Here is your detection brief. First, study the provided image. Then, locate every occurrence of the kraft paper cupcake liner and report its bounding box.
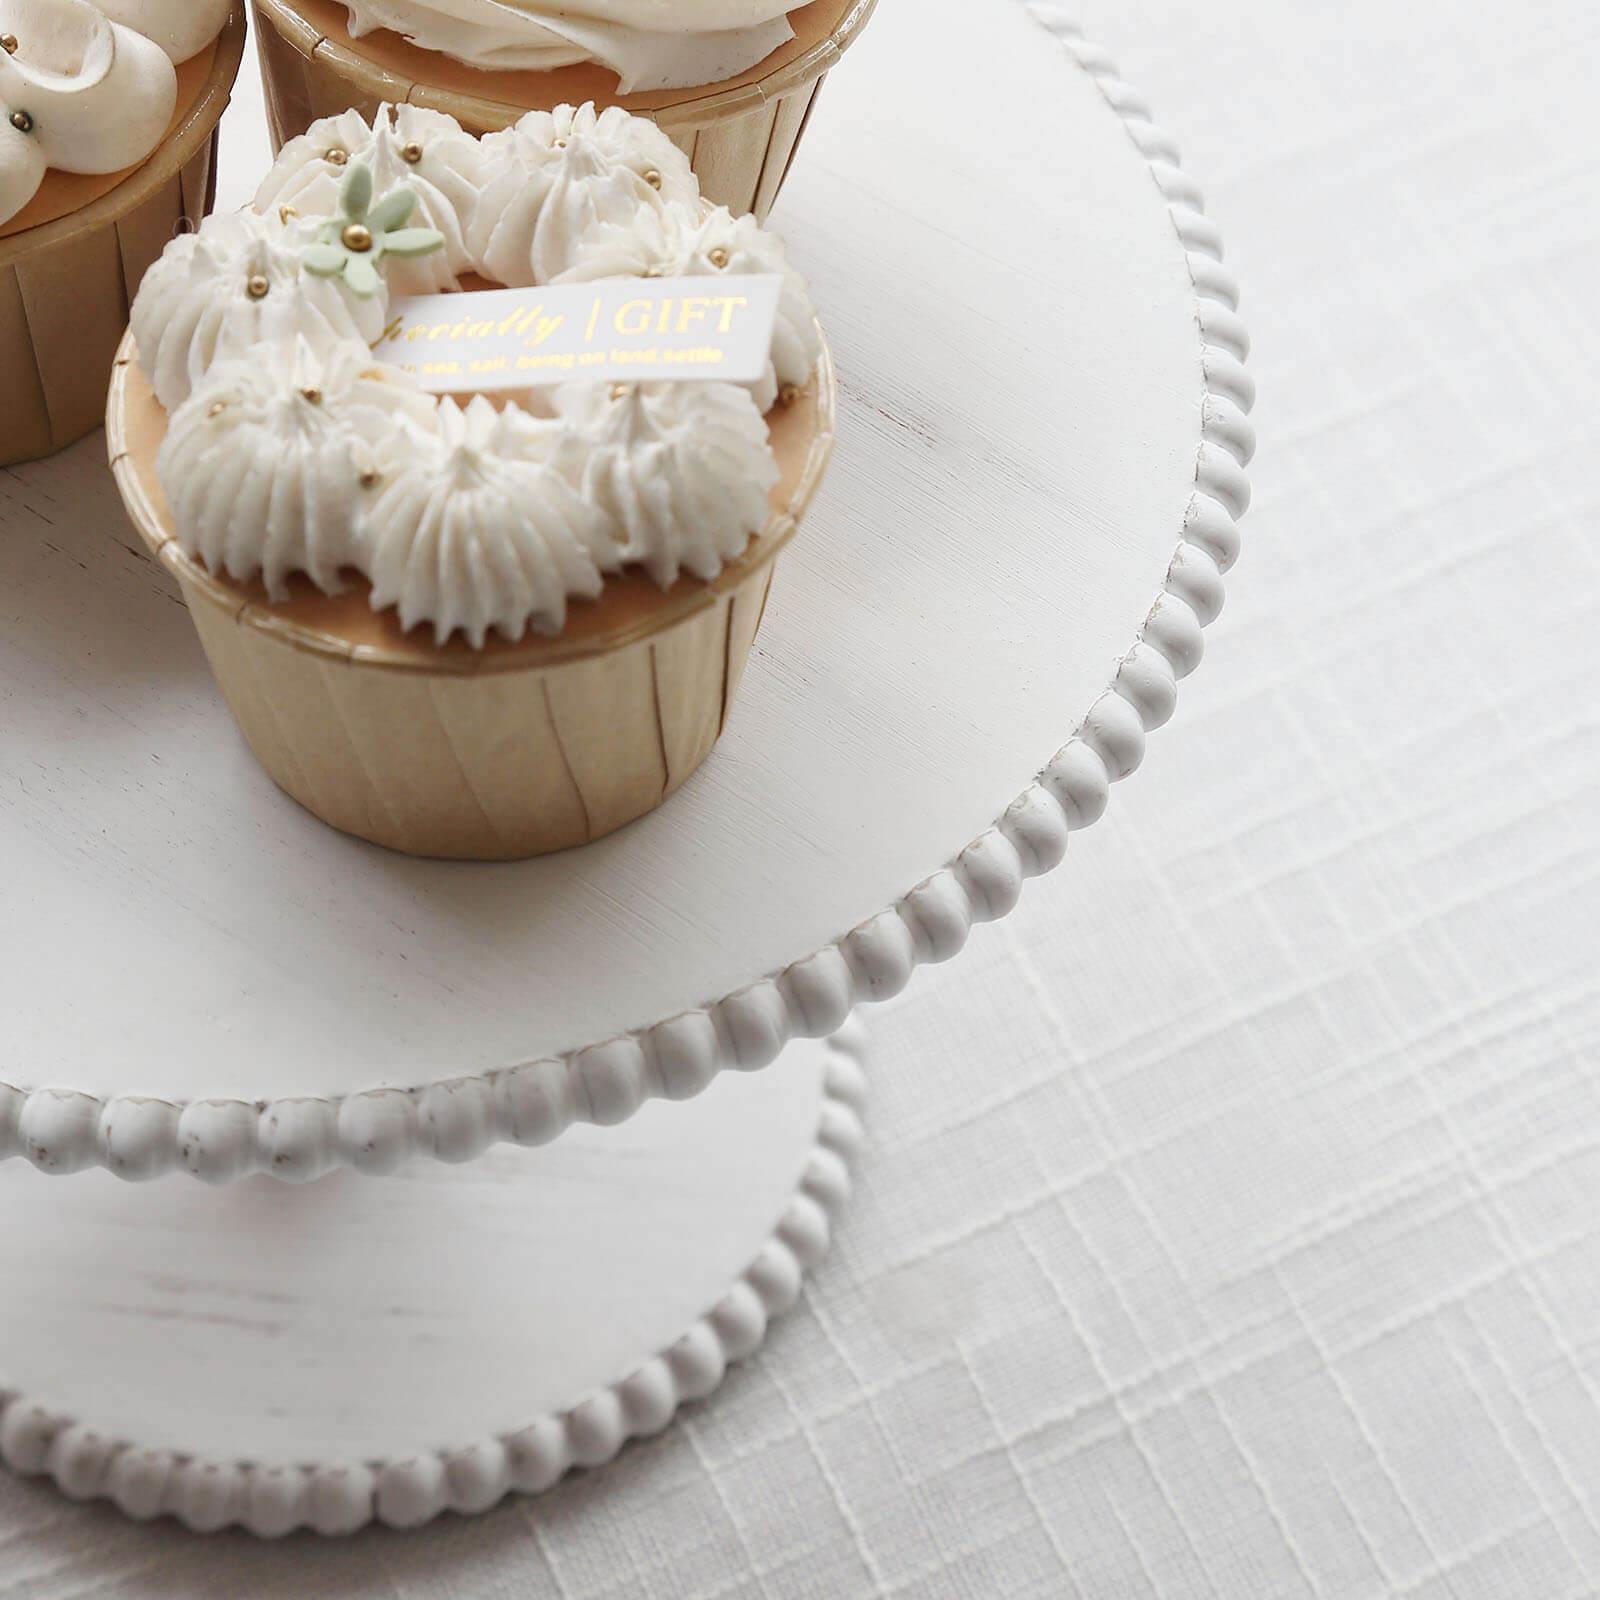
[107,330,837,861]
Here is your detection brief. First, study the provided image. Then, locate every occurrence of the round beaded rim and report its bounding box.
[0,1,1254,1187]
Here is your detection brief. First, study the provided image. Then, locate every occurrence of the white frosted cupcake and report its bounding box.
[250,0,878,220]
[0,0,244,463]
[108,101,835,860]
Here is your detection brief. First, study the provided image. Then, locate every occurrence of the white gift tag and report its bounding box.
[373,275,784,393]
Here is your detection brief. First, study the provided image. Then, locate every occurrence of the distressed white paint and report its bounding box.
[0,1040,845,1501]
[0,0,1201,1107]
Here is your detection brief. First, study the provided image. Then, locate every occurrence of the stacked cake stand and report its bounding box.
[0,0,1252,1534]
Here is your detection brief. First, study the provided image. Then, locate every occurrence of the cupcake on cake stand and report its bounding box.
[0,0,245,464]
[251,0,881,219]
[0,0,1252,1535]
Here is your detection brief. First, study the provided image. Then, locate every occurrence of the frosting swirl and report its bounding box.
[133,101,820,648]
[0,0,234,227]
[0,0,173,226]
[354,395,620,644]
[131,210,385,411]
[94,0,231,63]
[158,337,437,599]
[336,1,798,93]
[470,102,697,288]
[256,105,487,294]
[555,380,778,587]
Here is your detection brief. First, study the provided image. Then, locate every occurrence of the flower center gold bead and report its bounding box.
[1,33,18,53]
[300,387,322,405]
[643,168,662,189]
[207,402,228,418]
[708,246,730,269]
[401,142,423,163]
[325,147,348,165]
[341,222,373,252]
[610,383,631,401]
[9,109,33,134]
[245,274,270,300]
[360,469,380,488]
[779,383,801,407]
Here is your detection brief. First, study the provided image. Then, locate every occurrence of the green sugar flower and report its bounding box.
[300,162,445,298]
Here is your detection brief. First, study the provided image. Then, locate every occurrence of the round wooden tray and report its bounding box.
[0,0,1252,1185]
[0,1031,867,1535]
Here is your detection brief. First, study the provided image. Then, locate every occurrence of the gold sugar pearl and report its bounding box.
[610,383,631,401]
[300,387,323,405]
[707,246,731,269]
[779,383,802,407]
[643,168,662,190]
[400,141,423,163]
[207,401,228,418]
[246,274,271,300]
[324,147,348,165]
[1,33,18,54]
[360,469,380,488]
[9,109,33,134]
[553,137,567,149]
[341,222,373,252]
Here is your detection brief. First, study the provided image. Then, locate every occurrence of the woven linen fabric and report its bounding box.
[3,0,1598,1594]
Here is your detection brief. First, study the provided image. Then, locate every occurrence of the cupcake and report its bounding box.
[108,101,835,860]
[251,0,878,220]
[0,0,245,464]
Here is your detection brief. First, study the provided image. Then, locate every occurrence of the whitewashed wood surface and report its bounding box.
[0,0,1200,1109]
[0,1037,858,1531]
[7,0,1597,1594]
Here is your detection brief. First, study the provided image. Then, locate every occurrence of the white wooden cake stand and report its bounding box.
[0,0,1252,1536]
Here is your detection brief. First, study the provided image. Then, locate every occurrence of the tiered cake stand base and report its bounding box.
[0,1035,865,1534]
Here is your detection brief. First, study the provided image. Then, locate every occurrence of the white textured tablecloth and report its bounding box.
[4,0,1598,1594]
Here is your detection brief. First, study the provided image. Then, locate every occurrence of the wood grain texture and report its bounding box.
[1,0,1240,1140]
[0,1035,865,1533]
[249,0,878,219]
[11,0,1600,1592]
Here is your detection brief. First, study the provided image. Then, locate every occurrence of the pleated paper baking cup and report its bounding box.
[0,4,247,467]
[250,0,877,220]
[107,332,836,861]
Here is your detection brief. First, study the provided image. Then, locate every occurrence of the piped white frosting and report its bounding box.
[336,0,796,93]
[555,380,778,587]
[0,0,190,226]
[136,101,819,647]
[132,210,386,412]
[354,395,620,644]
[93,0,231,63]
[469,102,696,288]
[158,337,437,599]
[255,105,487,293]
